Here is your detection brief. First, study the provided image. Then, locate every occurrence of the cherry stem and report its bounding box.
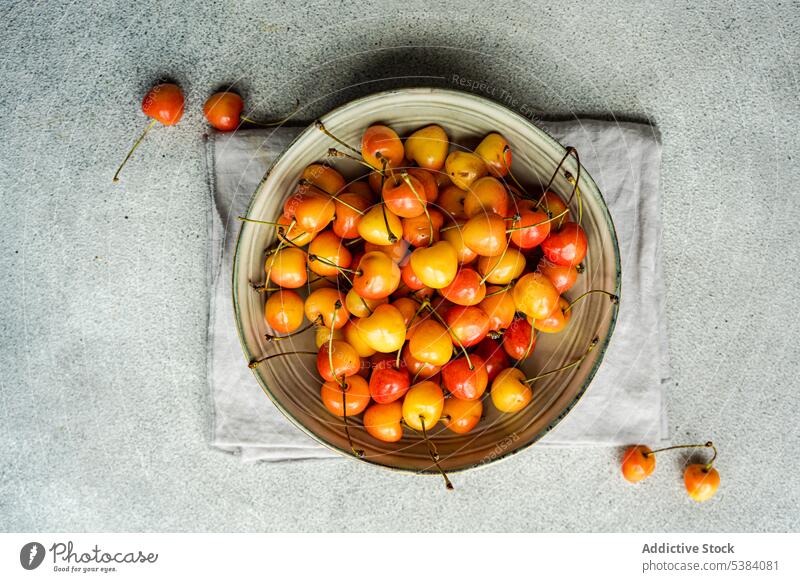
[298,179,365,216]
[340,376,365,458]
[564,171,584,226]
[512,324,536,368]
[264,240,287,287]
[479,240,511,285]
[240,99,300,127]
[265,316,321,342]
[423,302,473,370]
[400,172,434,247]
[524,337,599,384]
[315,121,361,156]
[308,254,361,276]
[328,301,346,389]
[505,206,570,233]
[328,148,379,173]
[345,237,364,247]
[420,416,453,490]
[484,284,512,298]
[564,289,619,314]
[535,146,580,211]
[238,216,283,227]
[250,282,280,294]
[248,350,316,369]
[646,442,717,471]
[112,118,157,183]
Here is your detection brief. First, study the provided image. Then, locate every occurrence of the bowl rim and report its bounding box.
[231,86,622,475]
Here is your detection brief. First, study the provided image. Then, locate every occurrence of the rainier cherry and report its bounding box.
[512,272,560,320]
[409,241,458,289]
[352,251,401,300]
[441,219,478,264]
[404,124,449,170]
[382,173,427,218]
[491,368,532,413]
[355,304,407,353]
[463,177,509,217]
[265,247,308,289]
[478,248,526,285]
[437,186,468,220]
[321,375,370,416]
[502,317,536,360]
[443,305,490,347]
[357,205,403,245]
[317,340,360,382]
[363,401,404,442]
[408,319,453,366]
[439,268,486,306]
[461,212,507,257]
[475,133,512,177]
[264,289,305,334]
[531,296,571,333]
[508,208,551,249]
[304,288,349,329]
[441,398,483,434]
[473,337,510,382]
[362,124,404,169]
[442,355,488,400]
[479,286,516,332]
[538,257,578,294]
[541,222,588,267]
[445,151,487,190]
[113,83,185,182]
[307,231,351,276]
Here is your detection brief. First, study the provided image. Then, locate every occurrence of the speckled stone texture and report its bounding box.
[0,0,798,532]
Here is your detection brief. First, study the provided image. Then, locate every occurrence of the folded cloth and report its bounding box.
[206,119,669,462]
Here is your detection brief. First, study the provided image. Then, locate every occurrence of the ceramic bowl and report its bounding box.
[233,87,620,474]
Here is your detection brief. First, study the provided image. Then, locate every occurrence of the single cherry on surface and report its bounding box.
[203,91,244,132]
[113,83,185,183]
[621,445,657,483]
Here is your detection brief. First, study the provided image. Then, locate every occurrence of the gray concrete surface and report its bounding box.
[1,0,798,532]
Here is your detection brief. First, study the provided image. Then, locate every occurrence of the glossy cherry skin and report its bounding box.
[362,124,404,169]
[301,164,346,195]
[477,248,526,285]
[382,174,427,218]
[369,359,411,404]
[473,337,511,382]
[265,247,308,289]
[441,219,478,265]
[203,91,243,131]
[264,289,304,334]
[441,398,483,434]
[355,304,407,353]
[463,176,508,217]
[445,151,488,190]
[142,83,185,125]
[541,222,587,267]
[333,192,371,239]
[402,381,445,430]
[532,296,571,333]
[404,124,449,170]
[345,289,387,319]
[409,241,458,289]
[304,287,349,329]
[363,401,404,442]
[403,209,444,248]
[502,317,536,360]
[317,340,361,382]
[276,215,315,246]
[400,261,426,290]
[621,445,656,483]
[406,168,439,202]
[401,344,441,380]
[321,374,370,417]
[508,209,551,249]
[408,320,453,366]
[491,368,532,413]
[343,320,376,358]
[437,185,468,220]
[307,231,351,277]
[315,325,343,349]
[441,355,488,401]
[439,268,486,306]
[478,286,516,332]
[462,212,507,257]
[357,205,403,245]
[285,187,335,233]
[444,305,490,348]
[684,464,720,502]
[352,251,401,300]
[537,257,578,294]
[475,133,512,177]
[512,272,560,320]
[539,191,569,229]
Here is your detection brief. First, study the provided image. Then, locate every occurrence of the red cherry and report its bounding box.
[444,305,490,348]
[203,91,244,132]
[541,222,587,267]
[441,355,488,400]
[141,83,185,126]
[473,337,510,382]
[368,359,411,404]
[508,209,551,249]
[502,317,536,360]
[439,268,486,306]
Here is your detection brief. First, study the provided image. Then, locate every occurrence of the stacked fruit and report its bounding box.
[247,121,617,487]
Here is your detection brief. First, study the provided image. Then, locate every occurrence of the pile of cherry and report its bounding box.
[113,82,720,500]
[245,118,613,490]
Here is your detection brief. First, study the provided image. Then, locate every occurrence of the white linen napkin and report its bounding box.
[206,120,669,462]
